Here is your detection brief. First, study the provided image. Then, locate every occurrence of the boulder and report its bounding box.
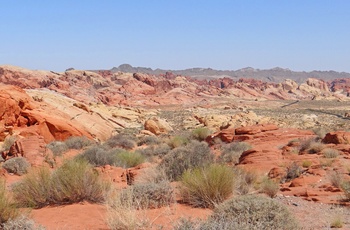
[323,131,350,144]
[144,117,173,135]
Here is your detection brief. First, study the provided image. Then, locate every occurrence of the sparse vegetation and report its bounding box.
[135,143,170,158]
[341,181,350,200]
[1,215,45,230]
[115,151,145,168]
[1,136,17,151]
[64,136,92,149]
[219,141,252,164]
[180,164,234,208]
[191,127,211,141]
[0,180,18,224]
[322,148,339,158]
[302,160,312,168]
[159,140,214,181]
[284,162,303,182]
[330,215,344,228]
[46,141,68,156]
[299,137,326,154]
[105,133,136,150]
[232,167,257,195]
[79,145,120,166]
[137,135,161,146]
[2,157,30,175]
[13,159,110,208]
[168,135,189,149]
[259,177,279,198]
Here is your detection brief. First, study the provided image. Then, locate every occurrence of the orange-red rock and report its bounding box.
[323,131,350,144]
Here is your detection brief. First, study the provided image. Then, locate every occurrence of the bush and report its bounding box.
[232,167,257,195]
[329,171,343,188]
[2,157,30,175]
[0,180,18,224]
[180,164,234,208]
[260,178,279,198]
[13,159,110,208]
[1,136,17,151]
[322,148,339,158]
[65,136,92,149]
[1,215,45,230]
[168,135,189,149]
[299,138,325,154]
[219,142,252,164]
[135,144,170,158]
[208,195,298,230]
[284,162,302,182]
[79,145,120,166]
[121,181,174,209]
[191,127,211,141]
[341,181,350,200]
[302,160,312,168]
[105,134,136,150]
[137,136,161,146]
[46,141,68,156]
[159,140,214,181]
[116,151,145,168]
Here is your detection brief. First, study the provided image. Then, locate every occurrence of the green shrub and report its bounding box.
[168,135,189,149]
[116,151,145,168]
[220,142,252,164]
[105,134,136,150]
[0,180,18,224]
[46,141,68,156]
[322,148,339,158]
[65,136,92,149]
[13,159,110,208]
[180,164,234,208]
[121,181,174,209]
[302,160,312,168]
[209,195,298,230]
[191,127,211,141]
[2,157,30,175]
[159,140,214,181]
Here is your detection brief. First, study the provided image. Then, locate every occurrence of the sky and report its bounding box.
[1,1,350,72]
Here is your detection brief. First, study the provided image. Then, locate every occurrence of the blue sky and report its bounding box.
[1,1,349,72]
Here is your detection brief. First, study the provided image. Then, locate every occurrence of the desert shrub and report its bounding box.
[2,157,30,175]
[299,138,325,154]
[260,178,279,198]
[137,135,161,146]
[159,140,214,181]
[12,167,51,208]
[191,127,211,141]
[322,148,339,158]
[46,141,68,156]
[180,164,234,208]
[121,181,174,209]
[341,181,350,200]
[208,195,298,230]
[1,136,17,151]
[219,142,252,164]
[115,151,145,168]
[105,133,136,150]
[232,167,257,195]
[1,215,45,230]
[0,180,18,224]
[168,135,189,149]
[50,159,109,204]
[79,145,122,166]
[106,189,149,230]
[330,215,344,228]
[65,136,92,149]
[329,171,343,188]
[134,167,168,184]
[284,162,302,182]
[313,127,330,139]
[13,159,110,208]
[135,143,170,158]
[302,160,312,168]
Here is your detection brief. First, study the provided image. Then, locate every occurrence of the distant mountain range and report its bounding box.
[99,64,350,83]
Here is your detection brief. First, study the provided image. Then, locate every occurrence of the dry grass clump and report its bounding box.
[329,171,343,188]
[2,157,30,175]
[180,164,234,208]
[79,145,120,166]
[121,181,174,209]
[0,180,18,224]
[135,143,171,159]
[302,160,312,168]
[105,133,136,150]
[137,135,161,146]
[259,177,279,198]
[46,141,68,156]
[116,151,145,168]
[1,215,45,230]
[299,137,325,154]
[12,159,110,208]
[232,167,257,195]
[284,162,303,182]
[322,148,340,158]
[159,140,214,181]
[167,135,189,149]
[219,142,252,164]
[341,181,350,200]
[64,136,93,149]
[1,135,17,152]
[191,127,211,141]
[106,189,149,230]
